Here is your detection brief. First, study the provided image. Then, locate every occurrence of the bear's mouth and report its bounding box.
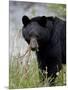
[30,37,39,51]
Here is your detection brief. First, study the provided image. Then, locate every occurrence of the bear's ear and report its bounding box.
[22,16,30,26]
[39,16,46,27]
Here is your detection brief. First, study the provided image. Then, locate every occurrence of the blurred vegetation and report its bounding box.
[9,56,66,89]
[48,4,66,19]
[31,7,36,16]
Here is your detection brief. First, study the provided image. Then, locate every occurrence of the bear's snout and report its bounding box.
[30,37,39,51]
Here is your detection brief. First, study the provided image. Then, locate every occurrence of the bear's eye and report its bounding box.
[36,35,39,39]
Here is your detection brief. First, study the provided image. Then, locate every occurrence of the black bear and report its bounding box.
[22,15,66,85]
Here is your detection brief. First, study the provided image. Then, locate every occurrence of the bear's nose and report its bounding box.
[30,37,38,51]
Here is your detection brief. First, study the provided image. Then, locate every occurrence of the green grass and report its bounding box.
[9,56,66,89]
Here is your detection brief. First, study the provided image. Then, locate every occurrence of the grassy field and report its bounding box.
[9,55,66,89]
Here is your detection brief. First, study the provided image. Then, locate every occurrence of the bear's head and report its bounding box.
[22,15,54,51]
